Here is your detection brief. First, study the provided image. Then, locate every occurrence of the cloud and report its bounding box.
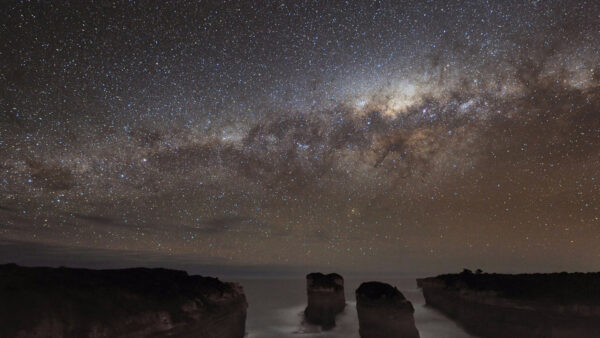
[0,239,229,271]
[196,216,252,233]
[70,213,117,225]
[26,160,75,191]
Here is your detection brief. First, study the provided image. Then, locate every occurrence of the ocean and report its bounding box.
[239,277,474,338]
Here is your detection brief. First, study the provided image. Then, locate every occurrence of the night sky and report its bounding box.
[1,1,599,275]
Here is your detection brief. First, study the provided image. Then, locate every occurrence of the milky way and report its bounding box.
[1,1,600,274]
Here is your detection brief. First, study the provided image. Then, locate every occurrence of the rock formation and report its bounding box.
[304,272,346,329]
[0,263,247,338]
[356,281,420,338]
[418,270,600,338]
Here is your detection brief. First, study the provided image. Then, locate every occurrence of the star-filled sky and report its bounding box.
[1,0,599,275]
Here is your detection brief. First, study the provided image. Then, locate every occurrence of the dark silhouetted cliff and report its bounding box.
[304,272,346,329]
[0,263,247,338]
[418,270,600,338]
[356,281,420,338]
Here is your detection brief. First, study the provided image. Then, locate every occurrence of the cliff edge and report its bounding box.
[0,263,247,338]
[418,270,600,338]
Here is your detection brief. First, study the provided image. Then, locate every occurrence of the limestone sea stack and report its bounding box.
[0,263,247,338]
[304,272,346,329]
[418,270,600,338]
[356,281,420,338]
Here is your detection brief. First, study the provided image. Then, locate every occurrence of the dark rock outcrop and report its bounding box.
[0,263,247,338]
[356,281,420,338]
[418,271,600,338]
[304,272,346,329]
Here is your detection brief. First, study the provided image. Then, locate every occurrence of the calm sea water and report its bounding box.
[238,278,474,338]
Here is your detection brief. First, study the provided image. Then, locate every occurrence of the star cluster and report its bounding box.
[1,1,599,273]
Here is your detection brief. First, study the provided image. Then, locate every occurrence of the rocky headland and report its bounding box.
[418,270,600,338]
[0,263,247,338]
[355,281,420,338]
[304,272,346,329]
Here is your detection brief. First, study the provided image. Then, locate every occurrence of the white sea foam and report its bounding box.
[241,278,473,338]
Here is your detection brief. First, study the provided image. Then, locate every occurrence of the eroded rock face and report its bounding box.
[304,272,346,329]
[356,281,420,338]
[418,271,600,338]
[0,263,247,338]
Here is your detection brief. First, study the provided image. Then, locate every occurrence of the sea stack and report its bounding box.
[356,281,420,338]
[0,263,247,338]
[304,272,346,329]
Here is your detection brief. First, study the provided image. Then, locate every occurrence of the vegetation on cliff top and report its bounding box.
[422,269,600,304]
